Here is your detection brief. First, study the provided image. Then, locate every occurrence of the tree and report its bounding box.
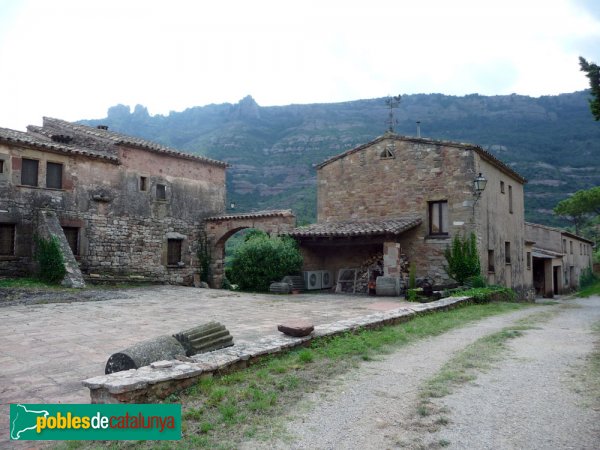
[579,57,600,121]
[444,233,481,285]
[229,233,303,291]
[553,186,600,234]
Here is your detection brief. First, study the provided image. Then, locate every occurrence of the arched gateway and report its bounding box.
[203,210,296,287]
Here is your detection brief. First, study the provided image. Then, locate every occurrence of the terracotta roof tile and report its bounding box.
[287,216,422,238]
[42,117,229,168]
[205,210,295,221]
[0,126,120,163]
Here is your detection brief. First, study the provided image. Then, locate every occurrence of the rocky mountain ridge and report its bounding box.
[80,91,600,225]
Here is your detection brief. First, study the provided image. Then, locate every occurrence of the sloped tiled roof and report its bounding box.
[316,133,527,184]
[42,117,229,168]
[0,126,120,163]
[286,216,422,238]
[206,210,294,221]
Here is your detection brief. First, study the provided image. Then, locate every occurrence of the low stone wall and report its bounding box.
[82,296,473,403]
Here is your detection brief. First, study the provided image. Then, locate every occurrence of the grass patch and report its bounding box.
[65,301,532,450]
[578,279,600,298]
[0,277,62,289]
[420,328,526,402]
[412,307,558,447]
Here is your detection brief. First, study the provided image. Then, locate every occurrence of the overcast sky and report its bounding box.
[0,0,599,130]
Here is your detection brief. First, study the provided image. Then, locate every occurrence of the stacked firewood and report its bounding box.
[355,253,384,293]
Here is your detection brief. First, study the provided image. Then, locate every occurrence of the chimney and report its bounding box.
[416,121,421,138]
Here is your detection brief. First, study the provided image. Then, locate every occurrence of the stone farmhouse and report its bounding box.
[525,222,594,297]
[0,117,230,286]
[288,132,594,297]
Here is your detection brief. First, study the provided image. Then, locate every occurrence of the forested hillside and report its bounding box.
[80,91,600,225]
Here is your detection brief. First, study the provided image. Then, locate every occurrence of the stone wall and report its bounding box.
[315,135,529,291]
[0,141,226,284]
[474,157,528,294]
[316,136,477,285]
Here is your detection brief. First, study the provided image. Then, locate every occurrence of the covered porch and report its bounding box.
[287,217,421,294]
[531,247,564,297]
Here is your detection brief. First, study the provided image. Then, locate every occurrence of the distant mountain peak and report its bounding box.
[231,95,260,120]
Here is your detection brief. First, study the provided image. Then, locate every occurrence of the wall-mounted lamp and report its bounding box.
[473,173,488,197]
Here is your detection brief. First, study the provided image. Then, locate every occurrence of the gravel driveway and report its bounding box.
[245,296,600,449]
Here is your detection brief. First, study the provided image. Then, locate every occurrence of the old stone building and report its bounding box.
[525,222,594,296]
[0,117,228,285]
[288,132,531,295]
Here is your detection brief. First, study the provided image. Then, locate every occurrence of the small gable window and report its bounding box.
[380,147,395,159]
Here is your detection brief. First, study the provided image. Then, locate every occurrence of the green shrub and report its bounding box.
[451,286,516,303]
[407,288,422,302]
[409,262,416,289]
[444,233,481,285]
[579,267,599,289]
[34,235,66,284]
[465,274,487,288]
[229,234,303,292]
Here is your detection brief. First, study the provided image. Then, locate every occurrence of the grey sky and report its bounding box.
[0,0,598,130]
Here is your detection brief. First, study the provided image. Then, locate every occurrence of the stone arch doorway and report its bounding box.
[203,210,296,287]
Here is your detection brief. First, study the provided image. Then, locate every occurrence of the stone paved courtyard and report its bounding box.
[0,286,409,441]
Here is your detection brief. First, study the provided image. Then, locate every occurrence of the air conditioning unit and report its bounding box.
[321,270,333,289]
[304,271,322,290]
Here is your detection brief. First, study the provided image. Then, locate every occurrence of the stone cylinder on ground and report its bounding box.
[173,321,234,356]
[105,335,186,374]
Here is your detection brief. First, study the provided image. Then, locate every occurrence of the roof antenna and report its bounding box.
[385,95,401,133]
[416,121,421,138]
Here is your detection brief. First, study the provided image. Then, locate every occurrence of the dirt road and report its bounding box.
[248,297,600,449]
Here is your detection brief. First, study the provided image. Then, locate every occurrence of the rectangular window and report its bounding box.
[570,241,573,254]
[167,239,182,265]
[0,224,15,255]
[62,227,79,256]
[488,250,495,272]
[527,252,531,270]
[500,181,505,193]
[46,162,63,189]
[505,241,511,264]
[21,158,39,186]
[508,185,513,213]
[140,176,148,191]
[428,200,449,235]
[156,183,166,200]
[580,243,583,255]
[0,160,4,173]
[562,239,566,254]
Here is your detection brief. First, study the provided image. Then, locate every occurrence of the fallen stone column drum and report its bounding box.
[105,321,234,374]
[105,335,186,374]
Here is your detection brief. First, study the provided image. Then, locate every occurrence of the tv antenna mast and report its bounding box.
[385,95,402,132]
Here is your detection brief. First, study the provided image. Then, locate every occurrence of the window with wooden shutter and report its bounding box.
[156,184,166,200]
[46,162,63,189]
[62,227,79,256]
[21,158,39,186]
[167,239,182,265]
[428,200,449,236]
[0,224,15,255]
